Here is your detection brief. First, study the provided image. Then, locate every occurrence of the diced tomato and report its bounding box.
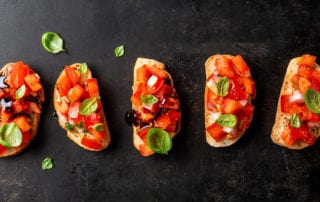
[159,97,180,109]
[222,98,242,114]
[136,65,151,83]
[55,99,69,115]
[12,100,28,113]
[155,115,171,129]
[131,83,147,107]
[298,54,316,67]
[286,124,316,145]
[242,77,256,98]
[290,74,300,89]
[0,111,11,123]
[14,116,31,132]
[56,71,72,96]
[137,127,150,138]
[139,135,154,156]
[206,89,219,112]
[85,78,100,97]
[87,128,105,142]
[281,127,294,145]
[238,103,254,117]
[166,123,177,133]
[83,113,100,129]
[147,75,164,94]
[65,66,80,86]
[300,105,320,122]
[206,123,226,142]
[143,103,159,114]
[231,55,250,77]
[24,73,42,92]
[81,136,103,150]
[0,144,6,154]
[227,79,247,100]
[68,84,86,103]
[6,61,27,89]
[298,77,311,94]
[298,65,313,80]
[28,102,41,114]
[147,66,168,79]
[22,131,32,144]
[280,95,302,114]
[155,84,174,99]
[136,110,154,123]
[310,69,320,92]
[166,110,181,122]
[68,102,82,124]
[215,56,235,77]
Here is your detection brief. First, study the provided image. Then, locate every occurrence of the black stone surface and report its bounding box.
[0,0,320,201]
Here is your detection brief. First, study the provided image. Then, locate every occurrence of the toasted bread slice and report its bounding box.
[132,58,181,154]
[54,63,110,151]
[0,62,44,157]
[271,56,320,149]
[204,55,255,147]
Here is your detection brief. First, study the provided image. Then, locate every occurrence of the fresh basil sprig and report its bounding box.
[289,114,301,128]
[216,114,237,128]
[66,123,74,131]
[79,63,88,74]
[216,77,229,97]
[41,32,65,54]
[304,88,320,114]
[147,128,172,154]
[114,45,125,57]
[42,157,53,170]
[79,97,99,115]
[93,123,104,132]
[0,123,23,147]
[141,94,158,105]
[16,84,26,99]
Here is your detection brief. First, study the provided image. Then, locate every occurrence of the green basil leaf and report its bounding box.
[42,157,53,170]
[41,32,65,54]
[114,45,125,57]
[141,94,158,105]
[216,77,229,97]
[216,114,237,128]
[79,63,88,74]
[16,84,26,99]
[66,122,74,131]
[79,97,99,115]
[289,114,301,128]
[147,128,172,154]
[0,123,22,147]
[305,88,320,114]
[93,123,104,132]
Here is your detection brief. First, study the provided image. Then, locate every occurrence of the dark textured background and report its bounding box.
[0,0,319,201]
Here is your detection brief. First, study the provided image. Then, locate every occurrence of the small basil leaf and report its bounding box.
[114,45,125,57]
[289,114,301,128]
[305,88,320,114]
[216,77,229,97]
[93,123,104,132]
[0,123,23,147]
[42,157,53,170]
[79,97,99,115]
[141,94,158,105]
[66,122,74,131]
[41,32,65,54]
[79,63,88,74]
[216,114,237,128]
[147,128,172,154]
[16,84,26,99]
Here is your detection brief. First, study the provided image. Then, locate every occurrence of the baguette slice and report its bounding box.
[205,55,255,147]
[54,63,110,151]
[271,55,320,149]
[131,58,181,156]
[0,62,44,157]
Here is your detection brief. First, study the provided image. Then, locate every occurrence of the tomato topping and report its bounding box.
[155,84,174,99]
[6,61,27,89]
[299,105,320,122]
[147,66,168,79]
[0,144,6,155]
[87,128,105,142]
[227,79,247,100]
[159,97,180,109]
[147,75,165,94]
[222,98,242,114]
[143,102,159,114]
[155,115,171,129]
[81,136,102,150]
[24,74,42,92]
[136,66,151,83]
[166,123,177,132]
[56,71,72,96]
[131,83,147,107]
[215,56,235,77]
[12,100,28,113]
[310,69,320,92]
[56,99,69,115]
[206,123,226,142]
[0,111,11,123]
[68,102,82,124]
[242,77,256,98]
[283,124,316,146]
[166,110,181,122]
[14,116,31,132]
[139,135,154,156]
[136,110,154,123]
[85,78,100,97]
[65,66,80,86]
[280,95,302,114]
[298,54,316,67]
[298,77,311,94]
[68,84,86,103]
[137,127,150,138]
[298,65,313,80]
[231,55,250,77]
[83,113,100,129]
[22,131,32,144]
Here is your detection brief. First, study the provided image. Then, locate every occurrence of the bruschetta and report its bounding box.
[126,58,181,156]
[54,63,110,151]
[0,61,44,157]
[271,54,320,149]
[204,55,256,147]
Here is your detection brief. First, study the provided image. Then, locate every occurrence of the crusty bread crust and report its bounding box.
[271,57,319,149]
[132,58,181,152]
[204,55,254,147]
[0,63,44,157]
[53,63,110,151]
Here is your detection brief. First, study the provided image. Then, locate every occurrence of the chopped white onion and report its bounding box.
[208,112,221,125]
[289,91,304,103]
[207,79,216,93]
[222,127,235,134]
[147,75,158,88]
[240,99,248,107]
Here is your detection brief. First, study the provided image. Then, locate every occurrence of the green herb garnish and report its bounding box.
[79,63,88,74]
[79,97,99,115]
[16,84,26,99]
[42,157,53,170]
[289,114,301,128]
[93,123,104,132]
[216,114,237,128]
[114,45,124,57]
[216,77,229,97]
[0,123,22,147]
[305,88,320,114]
[147,128,172,154]
[41,32,65,54]
[66,123,74,131]
[141,94,158,105]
